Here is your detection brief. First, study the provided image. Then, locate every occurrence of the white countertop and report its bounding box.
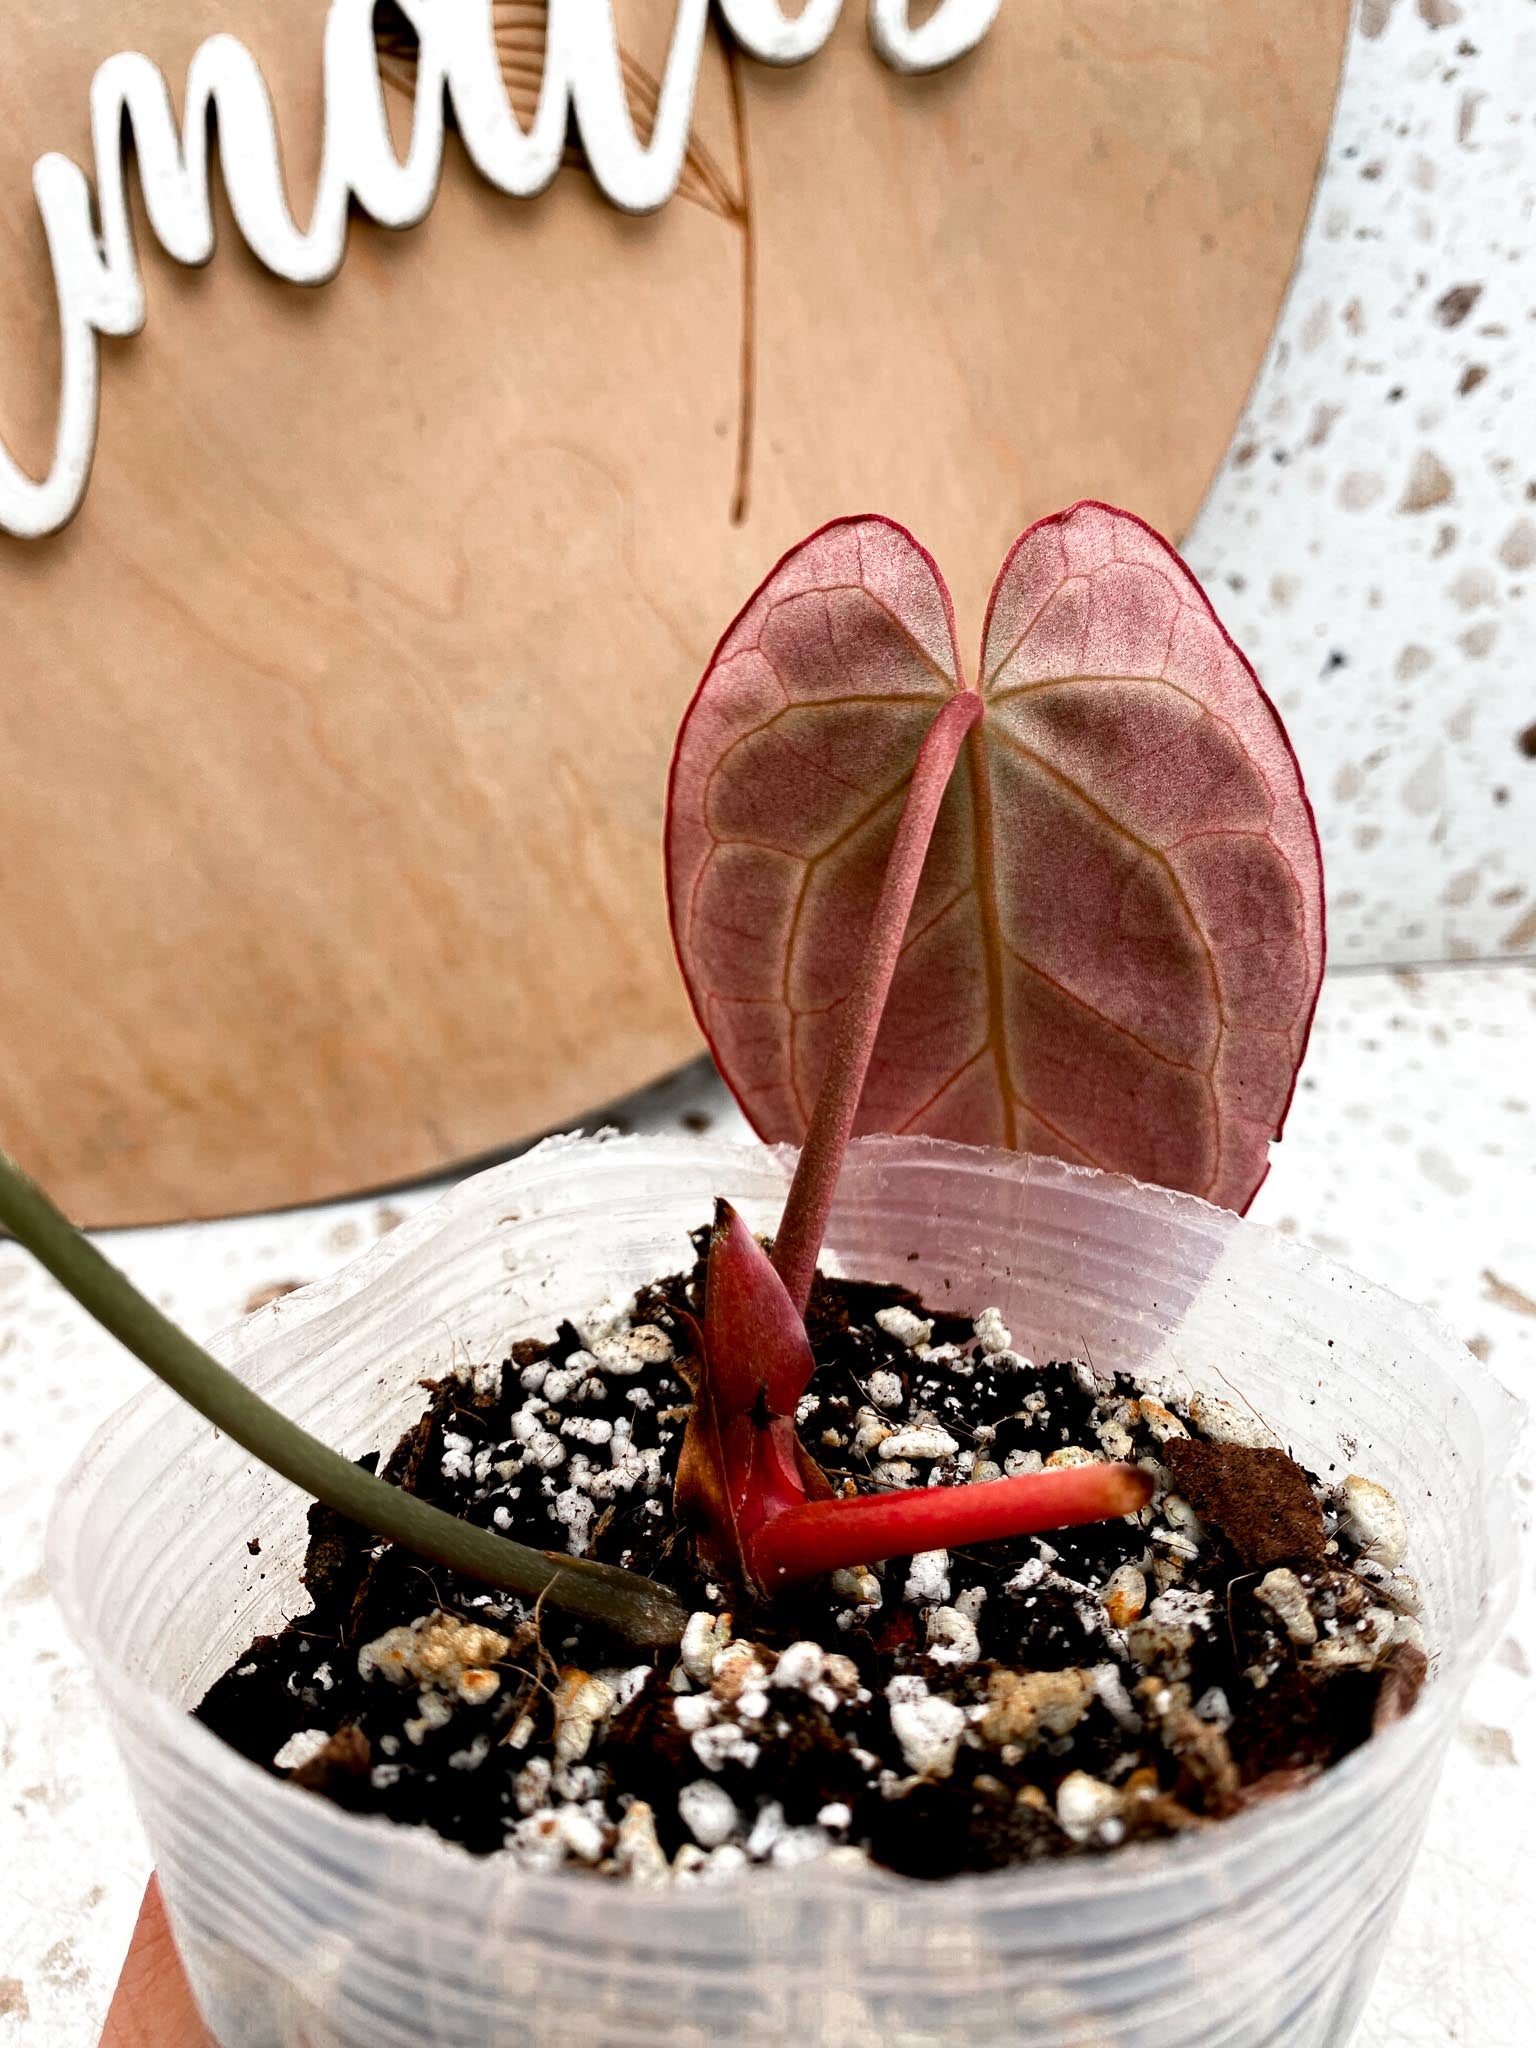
[1,961,1532,2047]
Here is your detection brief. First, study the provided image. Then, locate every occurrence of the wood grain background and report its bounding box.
[0,0,1349,1222]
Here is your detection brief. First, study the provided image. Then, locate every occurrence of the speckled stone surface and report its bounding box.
[2,964,1533,2047]
[1186,0,1536,966]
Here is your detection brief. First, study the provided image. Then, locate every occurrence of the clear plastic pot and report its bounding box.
[50,1136,1522,2048]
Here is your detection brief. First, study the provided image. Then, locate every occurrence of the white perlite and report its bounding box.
[680,1610,732,1685]
[1094,1416,1136,1461]
[904,1549,951,1606]
[888,1693,967,1779]
[1128,1588,1216,1677]
[540,1363,586,1405]
[1102,1562,1147,1629]
[510,1810,568,1871]
[358,1613,510,1693]
[1091,1663,1140,1732]
[1056,1772,1123,1845]
[554,1807,607,1864]
[771,1641,827,1692]
[522,1429,565,1471]
[1338,1475,1409,1569]
[614,1800,668,1883]
[770,1825,833,1868]
[875,1305,933,1349]
[404,1691,455,1746]
[924,1605,981,1667]
[519,1721,569,1785]
[1163,1493,1203,1541]
[980,1667,1094,1749]
[691,1720,761,1772]
[954,1584,988,1626]
[272,1728,331,1773]
[1311,1605,1397,1672]
[456,1669,500,1708]
[438,1431,475,1483]
[553,1672,616,1766]
[1255,1568,1318,1646]
[866,1368,904,1410]
[672,1693,714,1733]
[972,1306,1012,1354]
[746,1800,787,1861]
[739,1801,832,1869]
[1137,1398,1189,1443]
[852,1408,894,1456]
[551,1486,595,1555]
[1188,1391,1281,1451]
[678,1779,740,1849]
[880,1424,959,1462]
[590,1325,674,1375]
[1146,1587,1215,1632]
[829,1565,882,1609]
[1194,1687,1233,1732]
[711,1642,770,1702]
[560,1414,613,1445]
[468,1360,503,1401]
[602,1665,654,1715]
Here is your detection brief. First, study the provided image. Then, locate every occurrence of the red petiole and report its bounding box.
[768,687,983,1318]
[672,687,1148,1592]
[750,1462,1154,1588]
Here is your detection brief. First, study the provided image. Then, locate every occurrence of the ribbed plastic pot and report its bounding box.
[49,1136,1523,2048]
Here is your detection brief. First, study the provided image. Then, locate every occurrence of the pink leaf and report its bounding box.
[667,505,1323,1210]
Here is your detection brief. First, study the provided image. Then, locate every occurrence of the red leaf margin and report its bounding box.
[980,500,1326,1202]
[666,502,1325,1214]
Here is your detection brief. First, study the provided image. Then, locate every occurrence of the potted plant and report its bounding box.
[8,505,1522,2046]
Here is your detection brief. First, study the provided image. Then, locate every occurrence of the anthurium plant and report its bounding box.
[663,501,1323,1596]
[0,501,1323,1649]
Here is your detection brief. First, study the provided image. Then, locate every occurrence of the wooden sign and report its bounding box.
[0,1,1348,1224]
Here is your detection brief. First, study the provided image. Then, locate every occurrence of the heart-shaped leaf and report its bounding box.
[666,502,1323,1210]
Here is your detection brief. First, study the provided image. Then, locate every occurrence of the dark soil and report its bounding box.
[199,1238,1427,1882]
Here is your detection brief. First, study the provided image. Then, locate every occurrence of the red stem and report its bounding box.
[749,1462,1153,1587]
[770,689,984,1314]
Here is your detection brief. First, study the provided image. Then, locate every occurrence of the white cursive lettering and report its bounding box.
[0,0,996,539]
[718,1,844,65]
[869,0,1002,74]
